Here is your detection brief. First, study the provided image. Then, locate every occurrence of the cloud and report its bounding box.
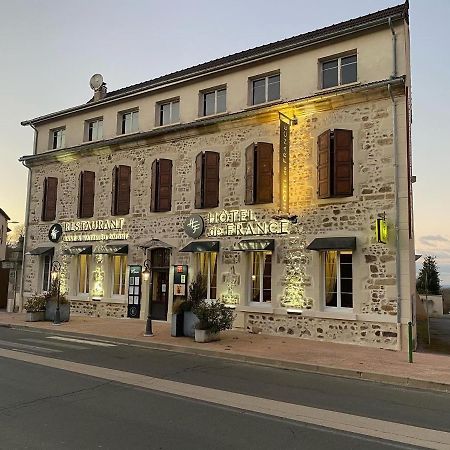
[419,234,450,248]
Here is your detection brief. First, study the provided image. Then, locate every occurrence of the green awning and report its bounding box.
[306,237,356,251]
[27,246,54,256]
[93,244,128,255]
[64,245,92,255]
[234,239,274,251]
[180,241,220,253]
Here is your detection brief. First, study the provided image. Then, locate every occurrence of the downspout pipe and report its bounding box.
[19,122,37,311]
[389,17,398,77]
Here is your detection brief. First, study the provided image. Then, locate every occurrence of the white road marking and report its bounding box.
[0,347,449,450]
[46,336,116,347]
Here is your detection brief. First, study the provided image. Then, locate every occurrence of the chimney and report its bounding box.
[93,82,107,101]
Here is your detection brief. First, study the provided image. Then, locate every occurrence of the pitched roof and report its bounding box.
[22,2,408,125]
[0,208,10,221]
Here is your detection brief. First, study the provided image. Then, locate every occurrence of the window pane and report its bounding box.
[341,278,353,294]
[341,55,357,65]
[252,79,266,105]
[341,60,357,84]
[42,255,52,291]
[341,293,353,308]
[210,252,217,299]
[322,66,338,88]
[160,103,170,125]
[323,59,338,70]
[131,111,138,132]
[96,120,103,139]
[267,75,280,101]
[113,256,121,295]
[217,89,226,113]
[171,101,179,123]
[325,251,338,306]
[251,253,261,302]
[262,252,272,302]
[204,91,215,116]
[78,255,90,294]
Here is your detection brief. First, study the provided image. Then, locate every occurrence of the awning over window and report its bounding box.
[234,239,274,252]
[180,241,220,253]
[93,244,128,255]
[140,239,172,250]
[27,246,54,256]
[306,237,356,251]
[64,245,92,255]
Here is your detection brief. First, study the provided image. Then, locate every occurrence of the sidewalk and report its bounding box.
[1,312,449,392]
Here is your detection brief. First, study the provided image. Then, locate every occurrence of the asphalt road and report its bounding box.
[0,326,449,450]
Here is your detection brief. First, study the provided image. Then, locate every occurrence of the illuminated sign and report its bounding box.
[206,209,289,237]
[53,218,129,242]
[376,219,388,244]
[183,215,204,238]
[279,117,290,213]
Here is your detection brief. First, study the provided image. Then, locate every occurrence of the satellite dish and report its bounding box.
[90,73,104,91]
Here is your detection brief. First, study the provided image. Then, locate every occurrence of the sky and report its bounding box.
[1,0,449,283]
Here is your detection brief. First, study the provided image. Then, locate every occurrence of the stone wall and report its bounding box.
[70,300,127,318]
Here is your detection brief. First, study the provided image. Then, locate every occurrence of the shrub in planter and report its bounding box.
[193,300,234,342]
[183,273,207,337]
[24,295,46,322]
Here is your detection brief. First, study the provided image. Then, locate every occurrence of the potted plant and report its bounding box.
[24,295,46,322]
[171,298,185,337]
[183,273,206,337]
[44,280,70,322]
[193,300,234,343]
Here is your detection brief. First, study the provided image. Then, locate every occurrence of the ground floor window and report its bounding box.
[250,251,272,303]
[195,252,217,300]
[323,250,353,308]
[112,255,127,296]
[78,254,90,295]
[42,254,52,292]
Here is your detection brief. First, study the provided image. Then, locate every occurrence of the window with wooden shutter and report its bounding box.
[245,142,273,204]
[317,129,353,198]
[151,159,172,212]
[195,152,220,209]
[42,177,58,221]
[78,171,95,218]
[112,165,131,216]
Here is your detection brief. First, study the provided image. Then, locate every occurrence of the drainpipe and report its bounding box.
[388,17,401,350]
[19,122,38,311]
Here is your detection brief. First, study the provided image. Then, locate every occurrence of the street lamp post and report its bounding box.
[142,259,153,336]
[51,261,61,325]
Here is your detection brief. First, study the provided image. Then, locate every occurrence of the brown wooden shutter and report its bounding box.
[150,160,158,212]
[42,177,58,221]
[111,167,118,215]
[158,159,172,212]
[195,152,203,209]
[203,152,219,208]
[333,129,353,197]
[79,171,95,218]
[255,142,273,204]
[317,130,331,199]
[245,144,255,205]
[115,165,131,215]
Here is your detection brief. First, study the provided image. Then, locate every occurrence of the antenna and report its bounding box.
[89,73,104,91]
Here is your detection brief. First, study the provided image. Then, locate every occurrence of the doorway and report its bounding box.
[0,268,10,309]
[150,248,170,321]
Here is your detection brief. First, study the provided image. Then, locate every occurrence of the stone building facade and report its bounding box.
[20,3,415,349]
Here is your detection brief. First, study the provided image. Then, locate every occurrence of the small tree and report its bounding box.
[183,273,207,311]
[416,255,441,295]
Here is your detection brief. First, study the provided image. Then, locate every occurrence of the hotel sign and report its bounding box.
[49,218,129,243]
[279,117,290,213]
[206,209,289,237]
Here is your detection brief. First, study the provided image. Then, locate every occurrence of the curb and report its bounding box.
[1,322,449,393]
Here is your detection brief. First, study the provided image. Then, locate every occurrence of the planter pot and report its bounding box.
[194,329,220,343]
[26,311,45,322]
[45,300,70,322]
[171,313,184,337]
[183,311,199,337]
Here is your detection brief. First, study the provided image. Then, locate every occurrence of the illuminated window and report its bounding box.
[321,54,357,89]
[250,252,272,303]
[119,110,139,134]
[42,254,53,292]
[78,254,90,295]
[201,88,226,116]
[157,99,180,126]
[323,250,353,308]
[251,74,280,105]
[50,127,65,149]
[112,255,127,296]
[195,252,217,300]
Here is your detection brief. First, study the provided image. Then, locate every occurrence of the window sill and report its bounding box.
[154,122,181,129]
[316,195,356,206]
[317,81,361,94]
[237,304,274,314]
[118,130,140,137]
[245,99,281,110]
[301,309,356,321]
[195,112,229,121]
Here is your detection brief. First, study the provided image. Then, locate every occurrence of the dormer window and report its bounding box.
[321,53,357,89]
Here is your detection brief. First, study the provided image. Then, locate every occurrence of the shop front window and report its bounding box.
[323,250,353,308]
[42,254,53,292]
[78,254,90,295]
[112,255,127,296]
[195,252,217,300]
[250,252,272,303]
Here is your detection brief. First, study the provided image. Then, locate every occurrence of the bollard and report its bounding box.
[408,321,413,363]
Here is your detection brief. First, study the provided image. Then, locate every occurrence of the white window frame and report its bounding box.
[111,255,127,297]
[322,250,353,310]
[50,127,65,149]
[41,254,53,293]
[77,254,90,296]
[250,73,280,105]
[249,251,272,304]
[157,99,180,126]
[86,118,103,141]
[119,110,139,134]
[321,53,357,89]
[201,87,226,116]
